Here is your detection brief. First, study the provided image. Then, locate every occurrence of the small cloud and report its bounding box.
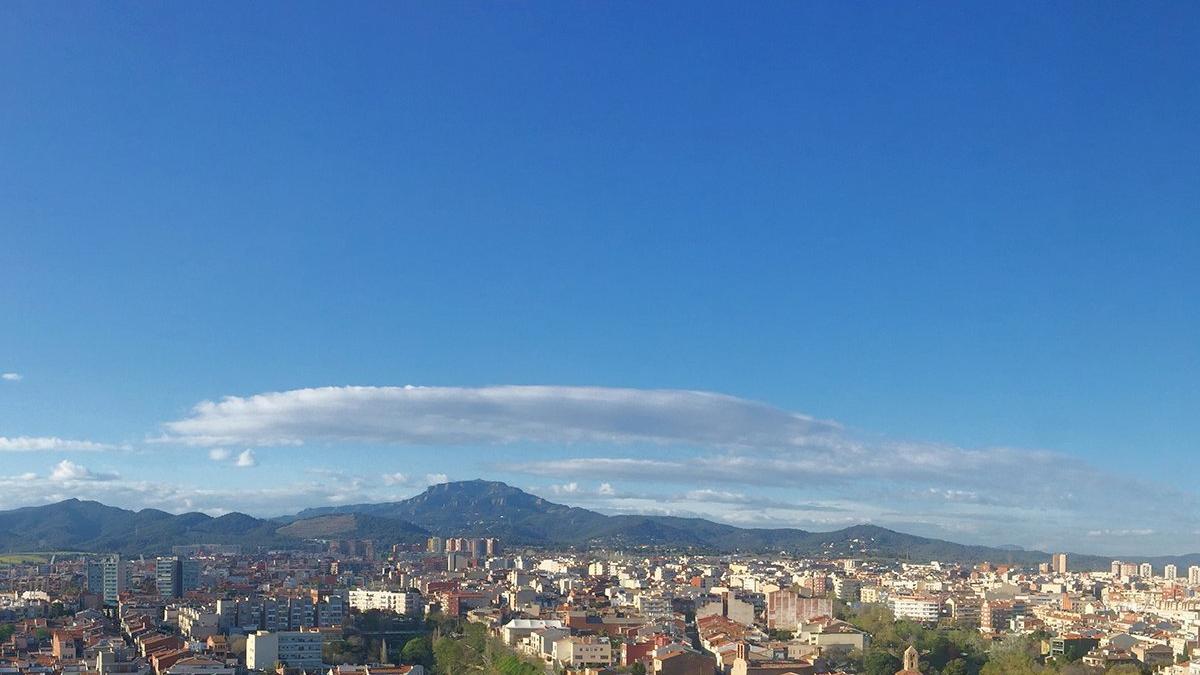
[1,373,21,381]
[234,449,257,467]
[49,459,117,482]
[598,482,615,496]
[424,473,448,485]
[382,472,408,486]
[208,448,232,461]
[551,482,580,495]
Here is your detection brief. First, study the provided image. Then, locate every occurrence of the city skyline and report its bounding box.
[3,2,1200,558]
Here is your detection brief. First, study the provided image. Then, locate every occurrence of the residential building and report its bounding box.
[155,557,199,599]
[87,554,127,607]
[796,617,869,651]
[654,650,717,675]
[501,619,565,646]
[553,636,612,669]
[246,630,324,671]
[980,600,1014,633]
[765,590,832,631]
[697,591,756,627]
[634,593,674,620]
[889,596,940,624]
[833,577,861,602]
[178,607,219,641]
[348,590,422,616]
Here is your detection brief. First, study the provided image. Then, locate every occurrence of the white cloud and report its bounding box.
[234,449,257,467]
[550,482,579,495]
[1,373,21,381]
[382,472,408,486]
[598,482,615,496]
[425,473,449,485]
[161,385,838,448]
[208,448,232,461]
[48,459,117,482]
[0,436,116,452]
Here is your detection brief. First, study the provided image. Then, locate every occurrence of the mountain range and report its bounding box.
[1,479,1196,570]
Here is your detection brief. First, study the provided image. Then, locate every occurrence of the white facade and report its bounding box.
[501,619,565,646]
[889,596,941,623]
[348,589,422,616]
[553,637,612,668]
[246,630,323,671]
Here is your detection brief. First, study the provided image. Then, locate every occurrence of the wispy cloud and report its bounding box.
[1,373,21,382]
[234,449,257,467]
[0,436,119,452]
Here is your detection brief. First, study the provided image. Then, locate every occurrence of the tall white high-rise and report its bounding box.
[86,554,126,607]
[1188,565,1200,585]
[1164,564,1177,580]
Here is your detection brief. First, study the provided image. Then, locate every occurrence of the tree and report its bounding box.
[864,651,901,675]
[1058,664,1099,675]
[432,636,466,675]
[943,658,969,675]
[401,637,433,667]
[631,663,646,675]
[980,651,1040,675]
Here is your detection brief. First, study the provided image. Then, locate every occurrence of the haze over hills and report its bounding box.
[1,480,1197,570]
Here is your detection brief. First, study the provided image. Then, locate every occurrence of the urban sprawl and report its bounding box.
[3,538,1200,675]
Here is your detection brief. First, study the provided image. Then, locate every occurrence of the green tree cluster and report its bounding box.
[430,620,542,675]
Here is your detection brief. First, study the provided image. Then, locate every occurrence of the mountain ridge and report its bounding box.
[1,480,1197,570]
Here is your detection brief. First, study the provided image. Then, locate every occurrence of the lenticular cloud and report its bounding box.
[162,384,839,448]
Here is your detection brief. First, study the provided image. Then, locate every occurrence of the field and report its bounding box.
[0,552,85,565]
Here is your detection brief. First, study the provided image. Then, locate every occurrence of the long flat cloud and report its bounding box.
[0,436,117,452]
[161,385,839,447]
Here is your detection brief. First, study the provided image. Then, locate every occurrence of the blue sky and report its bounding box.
[1,2,1198,556]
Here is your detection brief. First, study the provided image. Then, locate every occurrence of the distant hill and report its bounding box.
[2,481,1198,569]
[291,480,1200,569]
[0,499,426,555]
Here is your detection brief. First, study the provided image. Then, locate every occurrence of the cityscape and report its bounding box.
[3,2,1199,675]
[1,481,1200,674]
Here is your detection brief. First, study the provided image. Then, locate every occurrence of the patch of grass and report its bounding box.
[0,554,51,564]
[0,552,86,565]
